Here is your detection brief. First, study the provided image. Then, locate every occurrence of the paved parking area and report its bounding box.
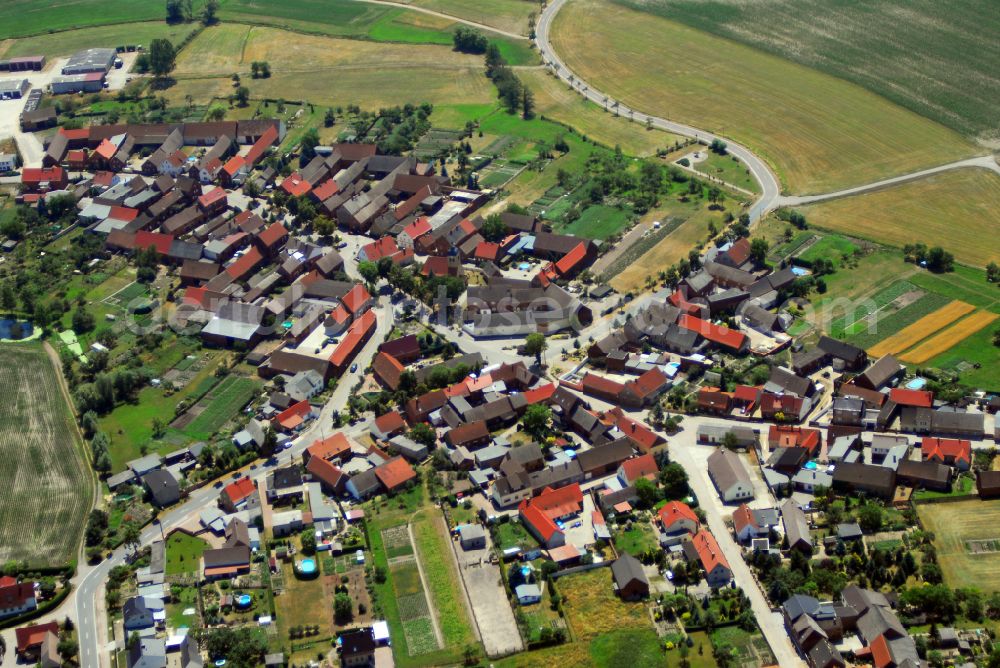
[562,492,596,549]
[0,58,67,166]
[451,530,523,658]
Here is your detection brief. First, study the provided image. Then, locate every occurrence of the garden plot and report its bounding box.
[383,524,442,655]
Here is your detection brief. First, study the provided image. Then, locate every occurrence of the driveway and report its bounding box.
[450,529,524,658]
[0,59,66,167]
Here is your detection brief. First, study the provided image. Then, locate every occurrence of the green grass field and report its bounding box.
[403,0,534,36]
[918,499,1000,593]
[552,0,978,195]
[411,510,475,649]
[1,21,198,58]
[165,531,209,576]
[617,0,1000,141]
[0,0,204,39]
[0,344,91,566]
[614,521,659,557]
[796,234,858,265]
[692,151,760,193]
[559,204,632,240]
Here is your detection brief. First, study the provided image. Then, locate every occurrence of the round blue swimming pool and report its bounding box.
[299,558,316,574]
[804,461,818,470]
[236,594,252,608]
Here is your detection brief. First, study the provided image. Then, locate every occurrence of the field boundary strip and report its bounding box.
[868,300,975,357]
[900,311,999,364]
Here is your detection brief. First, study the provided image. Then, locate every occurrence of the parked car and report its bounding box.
[350,363,358,373]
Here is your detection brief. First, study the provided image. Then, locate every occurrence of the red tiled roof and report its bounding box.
[135,230,174,255]
[658,501,698,532]
[554,241,588,275]
[678,314,746,350]
[198,187,227,209]
[421,256,451,277]
[474,241,499,261]
[306,455,345,490]
[341,283,371,314]
[222,155,245,177]
[307,432,354,462]
[257,222,288,249]
[768,425,822,451]
[226,247,263,281]
[224,478,255,506]
[607,408,664,453]
[330,309,376,367]
[582,373,626,396]
[15,621,58,653]
[921,437,971,465]
[401,216,431,240]
[889,388,933,408]
[870,634,893,668]
[59,128,90,141]
[458,218,477,239]
[21,166,65,184]
[726,237,751,266]
[311,178,339,201]
[245,126,278,166]
[94,139,117,160]
[619,453,658,483]
[372,352,404,390]
[523,382,557,405]
[374,410,406,435]
[731,503,756,533]
[733,385,760,404]
[520,500,561,543]
[531,483,583,519]
[108,205,138,222]
[374,456,416,491]
[360,236,399,262]
[274,400,313,430]
[281,172,311,197]
[0,581,33,613]
[761,393,804,416]
[394,186,429,221]
[328,304,351,326]
[691,529,729,573]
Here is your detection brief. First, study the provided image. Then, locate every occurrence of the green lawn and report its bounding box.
[411,510,475,648]
[693,151,760,193]
[165,532,209,576]
[560,204,632,240]
[0,0,204,39]
[589,628,664,667]
[797,234,858,265]
[614,521,658,557]
[3,21,199,58]
[494,519,538,552]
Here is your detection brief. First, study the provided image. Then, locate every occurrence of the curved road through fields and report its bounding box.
[535,0,782,223]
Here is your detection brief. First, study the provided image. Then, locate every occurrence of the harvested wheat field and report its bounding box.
[868,300,974,357]
[901,311,999,364]
[550,0,977,195]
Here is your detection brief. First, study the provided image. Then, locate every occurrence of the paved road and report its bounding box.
[75,298,393,668]
[535,0,782,224]
[353,0,528,40]
[776,154,1000,207]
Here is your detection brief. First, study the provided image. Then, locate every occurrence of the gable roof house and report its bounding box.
[658,500,699,544]
[611,553,650,600]
[518,483,583,548]
[707,448,754,503]
[781,498,812,553]
[683,529,732,588]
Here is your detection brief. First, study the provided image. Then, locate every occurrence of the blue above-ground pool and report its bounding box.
[804,461,818,470]
[297,558,317,576]
[518,262,532,271]
[791,267,809,276]
[236,594,252,608]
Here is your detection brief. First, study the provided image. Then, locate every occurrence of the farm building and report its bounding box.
[61,48,116,75]
[51,73,104,95]
[0,56,44,72]
[0,79,29,99]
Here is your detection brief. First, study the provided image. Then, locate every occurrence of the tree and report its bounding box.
[300,529,316,556]
[749,238,768,265]
[710,138,728,154]
[121,522,141,553]
[659,462,690,500]
[72,307,95,333]
[234,85,250,107]
[857,503,883,533]
[299,128,320,163]
[522,404,551,438]
[452,27,488,54]
[148,39,176,78]
[481,214,506,242]
[522,86,535,120]
[334,592,353,623]
[57,638,79,660]
[634,477,660,509]
[409,422,436,449]
[524,332,546,366]
[357,260,379,285]
[324,108,335,127]
[202,0,219,24]
[721,431,740,451]
[165,0,185,23]
[987,261,1000,283]
[463,644,480,666]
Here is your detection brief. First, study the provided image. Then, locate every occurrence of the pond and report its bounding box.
[0,318,33,340]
